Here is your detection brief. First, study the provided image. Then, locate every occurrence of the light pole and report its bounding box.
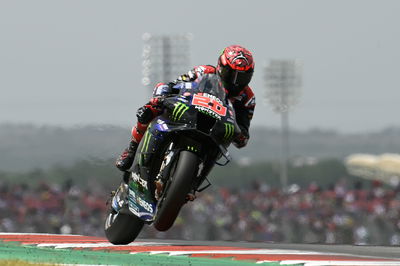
[142,33,193,96]
[264,59,302,190]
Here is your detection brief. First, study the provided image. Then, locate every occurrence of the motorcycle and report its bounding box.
[104,74,240,244]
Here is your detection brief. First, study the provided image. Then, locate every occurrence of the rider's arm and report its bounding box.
[136,82,171,124]
[171,65,216,85]
[232,86,256,148]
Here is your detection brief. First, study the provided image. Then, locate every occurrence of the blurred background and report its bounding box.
[1,0,400,245]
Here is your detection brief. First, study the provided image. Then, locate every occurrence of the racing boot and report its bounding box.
[115,140,138,171]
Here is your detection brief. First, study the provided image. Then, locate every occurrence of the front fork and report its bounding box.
[154,142,175,200]
[154,141,205,202]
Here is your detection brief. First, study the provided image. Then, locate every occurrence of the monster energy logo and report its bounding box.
[224,123,234,140]
[141,130,151,154]
[172,102,189,121]
[140,130,152,165]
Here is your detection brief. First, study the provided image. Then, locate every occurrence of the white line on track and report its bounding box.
[142,250,326,256]
[0,233,81,236]
[37,242,171,248]
[132,249,398,260]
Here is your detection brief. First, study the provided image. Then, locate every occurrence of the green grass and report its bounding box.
[0,260,58,266]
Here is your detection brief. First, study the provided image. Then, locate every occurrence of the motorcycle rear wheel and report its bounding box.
[153,150,198,231]
[104,209,144,245]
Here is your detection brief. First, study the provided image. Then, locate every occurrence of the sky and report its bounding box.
[1,0,399,133]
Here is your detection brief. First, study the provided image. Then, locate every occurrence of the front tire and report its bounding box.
[153,151,198,231]
[104,208,144,245]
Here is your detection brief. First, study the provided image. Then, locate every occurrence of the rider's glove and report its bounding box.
[149,96,164,106]
[136,106,154,124]
[175,74,191,82]
[233,128,249,149]
[173,70,196,83]
[136,97,164,124]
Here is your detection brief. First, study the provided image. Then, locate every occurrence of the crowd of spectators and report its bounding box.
[1,177,400,245]
[0,179,106,237]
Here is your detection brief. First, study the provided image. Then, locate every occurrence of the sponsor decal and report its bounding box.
[137,196,153,213]
[128,204,140,216]
[224,123,234,141]
[132,173,148,188]
[192,93,227,120]
[172,102,189,121]
[156,119,169,131]
[177,96,189,103]
[129,180,155,219]
[128,190,140,216]
[140,130,152,165]
[196,106,221,120]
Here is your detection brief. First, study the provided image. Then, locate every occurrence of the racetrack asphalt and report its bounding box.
[0,233,399,265]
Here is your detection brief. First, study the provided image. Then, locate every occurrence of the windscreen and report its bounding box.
[195,74,226,100]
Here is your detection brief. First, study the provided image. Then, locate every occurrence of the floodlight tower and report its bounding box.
[264,59,302,190]
[142,33,192,96]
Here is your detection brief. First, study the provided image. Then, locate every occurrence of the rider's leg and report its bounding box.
[115,122,149,171]
[115,100,163,172]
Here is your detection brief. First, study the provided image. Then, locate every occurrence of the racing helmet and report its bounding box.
[217,45,254,95]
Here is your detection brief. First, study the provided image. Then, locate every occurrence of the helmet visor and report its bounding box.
[220,64,253,87]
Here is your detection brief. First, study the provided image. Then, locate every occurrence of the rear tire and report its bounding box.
[104,208,144,245]
[153,151,198,231]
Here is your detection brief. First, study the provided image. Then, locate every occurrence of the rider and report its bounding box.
[116,45,256,171]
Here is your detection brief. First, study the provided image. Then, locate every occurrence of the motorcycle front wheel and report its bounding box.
[153,150,198,231]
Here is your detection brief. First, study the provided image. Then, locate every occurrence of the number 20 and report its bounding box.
[192,94,227,116]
